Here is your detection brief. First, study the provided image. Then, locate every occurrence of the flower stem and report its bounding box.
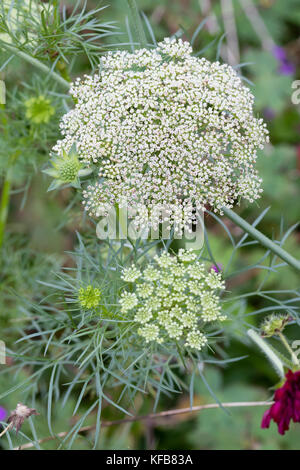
[222,207,300,272]
[15,400,273,450]
[278,332,300,366]
[0,169,12,249]
[0,41,70,90]
[0,152,21,249]
[0,422,12,439]
[247,329,284,379]
[115,204,136,249]
[127,0,147,48]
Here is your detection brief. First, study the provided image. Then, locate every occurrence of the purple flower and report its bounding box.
[211,263,223,273]
[0,406,7,421]
[263,107,276,121]
[261,369,300,435]
[272,45,295,76]
[272,45,286,62]
[278,62,295,76]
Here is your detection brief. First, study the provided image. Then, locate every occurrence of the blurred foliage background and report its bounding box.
[0,0,299,450]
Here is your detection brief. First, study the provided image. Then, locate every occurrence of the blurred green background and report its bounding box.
[0,0,299,450]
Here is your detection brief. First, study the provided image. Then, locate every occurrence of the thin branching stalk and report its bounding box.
[277,332,300,366]
[13,401,274,450]
[223,207,300,272]
[0,422,12,439]
[0,42,70,90]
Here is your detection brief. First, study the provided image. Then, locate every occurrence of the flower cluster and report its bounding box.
[78,285,101,309]
[119,249,226,350]
[53,38,269,232]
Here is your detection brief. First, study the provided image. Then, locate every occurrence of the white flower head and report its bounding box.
[119,292,138,313]
[134,307,153,324]
[53,38,269,232]
[121,265,141,282]
[119,249,226,350]
[185,330,208,350]
[138,324,161,343]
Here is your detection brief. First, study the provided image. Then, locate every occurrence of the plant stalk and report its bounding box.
[0,151,21,249]
[0,42,70,90]
[0,169,12,249]
[223,207,300,272]
[0,422,12,439]
[247,329,284,379]
[14,400,273,450]
[278,332,300,366]
[127,0,147,48]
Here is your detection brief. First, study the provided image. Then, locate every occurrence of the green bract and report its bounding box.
[261,314,290,338]
[44,144,92,191]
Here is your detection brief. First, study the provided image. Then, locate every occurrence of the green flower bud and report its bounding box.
[261,314,290,338]
[78,285,101,309]
[43,144,91,191]
[25,95,55,124]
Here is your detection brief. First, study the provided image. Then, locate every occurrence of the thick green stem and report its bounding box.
[0,169,12,248]
[115,203,136,249]
[247,329,284,379]
[115,203,127,240]
[0,42,70,90]
[223,207,300,272]
[0,152,20,248]
[127,0,147,48]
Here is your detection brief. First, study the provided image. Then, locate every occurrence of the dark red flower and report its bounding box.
[261,370,300,435]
